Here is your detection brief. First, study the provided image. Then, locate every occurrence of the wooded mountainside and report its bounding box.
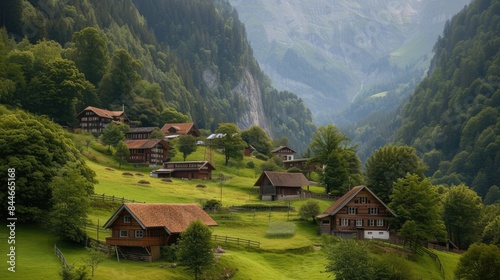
[0,0,316,152]
[396,0,500,199]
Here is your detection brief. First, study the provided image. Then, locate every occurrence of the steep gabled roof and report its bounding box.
[271,145,297,154]
[316,186,397,219]
[126,127,159,134]
[76,106,125,119]
[103,203,217,233]
[161,123,200,136]
[124,139,169,149]
[254,171,310,187]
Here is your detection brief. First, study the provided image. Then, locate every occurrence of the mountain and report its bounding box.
[0,0,315,152]
[228,0,470,125]
[396,0,500,198]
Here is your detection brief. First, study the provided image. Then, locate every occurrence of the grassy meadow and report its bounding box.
[0,133,462,279]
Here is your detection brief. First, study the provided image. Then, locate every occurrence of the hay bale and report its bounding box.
[105,167,115,171]
[162,178,173,182]
[135,173,144,177]
[138,180,151,184]
[196,184,207,188]
[122,172,134,176]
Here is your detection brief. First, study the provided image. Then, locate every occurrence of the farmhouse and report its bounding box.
[161,122,201,138]
[125,127,159,140]
[254,171,310,201]
[271,145,296,161]
[317,186,396,240]
[76,106,130,135]
[151,161,215,180]
[103,203,217,261]
[124,139,170,165]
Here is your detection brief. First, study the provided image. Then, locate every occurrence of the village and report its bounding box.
[61,105,464,279]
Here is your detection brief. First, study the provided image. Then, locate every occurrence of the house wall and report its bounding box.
[78,111,111,134]
[128,145,168,165]
[322,189,393,238]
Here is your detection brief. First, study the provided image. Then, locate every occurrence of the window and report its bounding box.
[369,207,379,214]
[377,219,384,227]
[124,215,131,223]
[359,197,367,204]
[135,230,144,238]
[356,219,363,227]
[322,219,330,224]
[379,232,384,235]
[341,218,349,226]
[369,219,375,226]
[367,232,372,235]
[348,207,357,215]
[119,230,128,237]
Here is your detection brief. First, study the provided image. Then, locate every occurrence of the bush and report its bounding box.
[255,153,268,161]
[246,161,255,168]
[372,254,416,280]
[299,200,320,221]
[160,244,178,262]
[287,167,302,173]
[203,199,221,210]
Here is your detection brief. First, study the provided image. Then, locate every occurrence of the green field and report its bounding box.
[0,135,461,279]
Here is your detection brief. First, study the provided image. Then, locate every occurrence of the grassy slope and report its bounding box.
[1,133,460,279]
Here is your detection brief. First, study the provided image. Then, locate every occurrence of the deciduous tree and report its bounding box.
[178,134,197,161]
[325,240,372,280]
[114,140,130,167]
[215,123,245,165]
[177,220,215,280]
[455,243,500,280]
[443,184,483,249]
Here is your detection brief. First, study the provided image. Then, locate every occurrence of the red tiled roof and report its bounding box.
[124,139,168,149]
[104,203,217,233]
[254,171,310,187]
[161,123,197,135]
[78,106,125,119]
[316,186,396,219]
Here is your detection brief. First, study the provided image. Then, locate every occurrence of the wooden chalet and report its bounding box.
[283,158,316,172]
[124,139,170,165]
[271,145,296,161]
[161,122,200,138]
[151,161,215,180]
[317,186,396,240]
[104,203,217,261]
[126,127,159,140]
[254,171,310,201]
[76,106,130,135]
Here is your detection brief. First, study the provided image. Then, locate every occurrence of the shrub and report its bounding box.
[203,199,221,210]
[299,200,320,221]
[287,167,302,173]
[161,244,178,262]
[246,161,255,168]
[255,153,268,161]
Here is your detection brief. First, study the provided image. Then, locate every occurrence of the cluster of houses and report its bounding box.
[77,106,396,261]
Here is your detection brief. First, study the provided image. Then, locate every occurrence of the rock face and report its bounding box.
[229,0,470,123]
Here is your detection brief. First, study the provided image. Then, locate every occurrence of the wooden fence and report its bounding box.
[422,247,446,279]
[212,234,260,249]
[90,193,145,204]
[54,244,68,268]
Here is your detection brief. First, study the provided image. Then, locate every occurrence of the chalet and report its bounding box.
[271,145,296,161]
[161,122,201,138]
[151,161,215,180]
[283,158,316,172]
[254,171,310,201]
[103,203,217,261]
[126,127,159,140]
[76,106,130,135]
[316,186,396,240]
[124,139,170,165]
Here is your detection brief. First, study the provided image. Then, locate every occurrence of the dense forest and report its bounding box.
[396,0,500,199]
[0,0,316,152]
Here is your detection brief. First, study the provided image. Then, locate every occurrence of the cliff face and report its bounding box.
[229,0,470,124]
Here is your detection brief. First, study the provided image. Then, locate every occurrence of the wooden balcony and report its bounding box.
[105,237,166,247]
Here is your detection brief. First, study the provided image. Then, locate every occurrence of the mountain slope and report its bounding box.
[229,0,470,124]
[396,0,500,197]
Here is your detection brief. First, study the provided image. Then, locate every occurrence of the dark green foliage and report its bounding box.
[60,264,89,280]
[372,254,416,280]
[177,220,215,280]
[298,200,320,221]
[70,27,108,86]
[455,243,500,280]
[215,123,245,165]
[308,125,363,194]
[0,0,23,36]
[159,107,190,124]
[161,244,178,263]
[240,125,273,156]
[389,174,447,243]
[396,0,500,195]
[325,240,372,280]
[481,216,500,246]
[246,161,255,169]
[365,145,427,202]
[484,185,500,205]
[0,105,96,223]
[443,185,483,249]
[148,128,165,139]
[177,134,197,161]
[100,123,127,148]
[113,140,130,168]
